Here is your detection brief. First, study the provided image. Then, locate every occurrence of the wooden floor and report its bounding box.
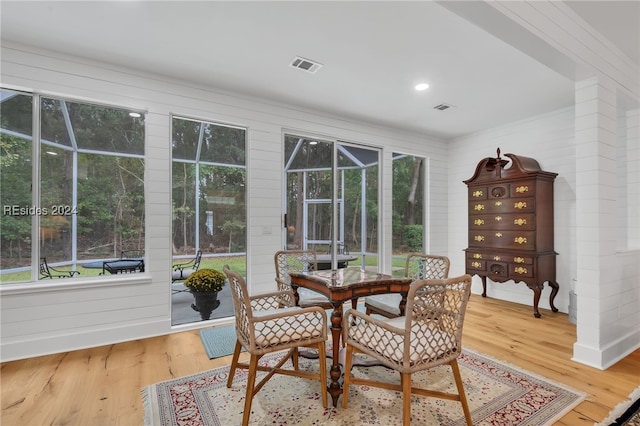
[1,294,638,425]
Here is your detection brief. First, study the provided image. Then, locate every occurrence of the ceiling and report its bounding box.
[1,1,638,139]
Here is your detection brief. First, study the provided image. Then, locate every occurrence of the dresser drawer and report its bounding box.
[509,263,534,278]
[468,230,536,250]
[468,187,488,200]
[468,213,535,231]
[466,259,486,272]
[510,181,536,198]
[469,197,535,214]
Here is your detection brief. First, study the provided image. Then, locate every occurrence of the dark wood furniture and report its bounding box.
[289,269,413,407]
[464,148,559,318]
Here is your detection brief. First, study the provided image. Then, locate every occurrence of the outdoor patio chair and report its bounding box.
[274,249,332,308]
[39,257,80,279]
[172,250,202,282]
[342,274,473,426]
[223,265,328,426]
[364,253,450,318]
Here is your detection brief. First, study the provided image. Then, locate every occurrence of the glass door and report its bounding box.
[284,134,379,270]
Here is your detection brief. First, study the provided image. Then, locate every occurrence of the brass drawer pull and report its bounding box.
[474,219,485,226]
[514,218,527,226]
[514,266,528,274]
[514,257,525,263]
[472,190,484,198]
[474,235,485,242]
[514,201,527,209]
[474,204,485,211]
[514,236,528,244]
[515,185,529,193]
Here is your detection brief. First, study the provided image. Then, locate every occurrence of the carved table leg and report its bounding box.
[398,291,408,316]
[481,276,487,297]
[328,303,344,407]
[548,281,559,312]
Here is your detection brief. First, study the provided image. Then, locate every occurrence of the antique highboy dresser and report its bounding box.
[464,149,559,317]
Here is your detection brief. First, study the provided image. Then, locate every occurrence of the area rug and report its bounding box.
[596,386,640,426]
[142,347,586,425]
[198,325,243,359]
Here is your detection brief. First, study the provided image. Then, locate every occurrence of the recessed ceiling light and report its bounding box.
[129,112,141,118]
[415,83,429,91]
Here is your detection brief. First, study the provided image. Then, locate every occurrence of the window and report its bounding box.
[392,153,425,274]
[171,116,246,325]
[0,89,145,282]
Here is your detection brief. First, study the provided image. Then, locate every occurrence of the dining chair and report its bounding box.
[39,257,80,279]
[342,274,474,426]
[363,253,450,318]
[274,249,332,308]
[223,265,328,426]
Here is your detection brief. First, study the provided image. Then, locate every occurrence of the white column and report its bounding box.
[626,109,640,249]
[572,76,618,368]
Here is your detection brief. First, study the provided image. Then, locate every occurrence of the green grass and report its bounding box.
[0,255,247,284]
[1,253,411,284]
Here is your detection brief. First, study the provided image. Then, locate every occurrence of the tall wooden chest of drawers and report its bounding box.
[464,149,559,317]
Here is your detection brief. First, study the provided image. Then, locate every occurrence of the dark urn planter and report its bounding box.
[190,291,221,320]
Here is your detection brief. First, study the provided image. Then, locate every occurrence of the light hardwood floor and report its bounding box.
[1,294,638,425]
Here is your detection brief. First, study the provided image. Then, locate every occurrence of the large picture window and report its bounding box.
[0,89,145,282]
[392,153,425,275]
[171,116,246,325]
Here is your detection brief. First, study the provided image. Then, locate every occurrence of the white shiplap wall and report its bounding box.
[0,43,448,361]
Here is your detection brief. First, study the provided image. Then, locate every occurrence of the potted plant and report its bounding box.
[184,268,226,320]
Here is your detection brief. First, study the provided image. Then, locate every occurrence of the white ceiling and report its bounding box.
[1,1,638,139]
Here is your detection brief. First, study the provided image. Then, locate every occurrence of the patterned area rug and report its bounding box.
[597,386,640,426]
[142,348,585,425]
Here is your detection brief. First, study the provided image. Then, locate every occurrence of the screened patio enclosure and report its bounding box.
[283,135,381,269]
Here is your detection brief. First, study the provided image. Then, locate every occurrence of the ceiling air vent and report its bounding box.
[290,56,323,74]
[433,103,455,111]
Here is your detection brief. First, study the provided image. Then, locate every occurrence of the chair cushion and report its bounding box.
[253,307,325,347]
[172,269,195,281]
[364,294,402,316]
[351,316,456,364]
[298,288,331,307]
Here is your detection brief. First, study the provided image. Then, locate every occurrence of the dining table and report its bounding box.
[81,258,145,274]
[289,268,413,407]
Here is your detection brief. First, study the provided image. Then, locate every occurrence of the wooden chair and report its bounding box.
[364,253,450,318]
[274,249,332,308]
[172,250,202,282]
[39,257,79,279]
[223,266,328,426]
[342,274,474,426]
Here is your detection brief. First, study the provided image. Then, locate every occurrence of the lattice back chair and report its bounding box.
[342,274,473,426]
[274,250,332,308]
[223,265,328,426]
[39,258,80,279]
[364,253,450,318]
